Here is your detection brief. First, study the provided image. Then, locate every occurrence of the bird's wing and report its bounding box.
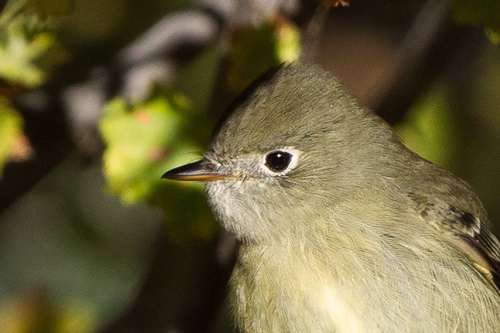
[412,195,500,292]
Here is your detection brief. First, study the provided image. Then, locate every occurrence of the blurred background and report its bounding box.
[0,0,499,332]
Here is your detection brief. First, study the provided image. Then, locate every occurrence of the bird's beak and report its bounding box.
[161,159,228,182]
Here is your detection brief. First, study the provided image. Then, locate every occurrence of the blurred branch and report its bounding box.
[110,7,223,100]
[358,0,467,124]
[299,5,329,63]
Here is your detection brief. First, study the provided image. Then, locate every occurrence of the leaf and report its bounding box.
[0,99,28,177]
[0,14,67,87]
[394,82,457,169]
[486,28,500,44]
[99,88,218,241]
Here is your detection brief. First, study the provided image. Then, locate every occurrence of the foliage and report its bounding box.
[0,0,68,87]
[394,83,457,169]
[0,0,68,180]
[0,18,65,87]
[99,87,218,240]
[0,100,25,176]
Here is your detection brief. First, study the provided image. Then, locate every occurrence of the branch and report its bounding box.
[357,0,467,124]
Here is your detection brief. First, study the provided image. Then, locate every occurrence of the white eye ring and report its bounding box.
[261,148,301,176]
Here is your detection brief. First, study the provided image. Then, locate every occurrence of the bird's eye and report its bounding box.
[265,151,292,172]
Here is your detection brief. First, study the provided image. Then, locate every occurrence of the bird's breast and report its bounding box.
[229,229,500,332]
[230,244,366,332]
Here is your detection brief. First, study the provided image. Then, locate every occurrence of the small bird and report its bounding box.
[163,64,500,332]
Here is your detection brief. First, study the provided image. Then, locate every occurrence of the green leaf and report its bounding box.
[0,99,24,177]
[486,28,500,44]
[99,88,218,241]
[0,0,68,87]
[0,14,66,87]
[394,83,457,169]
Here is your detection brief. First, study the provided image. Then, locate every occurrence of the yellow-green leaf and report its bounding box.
[0,99,24,177]
[99,88,217,241]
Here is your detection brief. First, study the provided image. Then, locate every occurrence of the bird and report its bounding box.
[162,63,500,332]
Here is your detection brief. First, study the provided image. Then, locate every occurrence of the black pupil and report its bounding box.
[265,151,291,172]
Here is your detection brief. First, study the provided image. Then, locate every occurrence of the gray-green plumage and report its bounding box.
[166,63,500,332]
